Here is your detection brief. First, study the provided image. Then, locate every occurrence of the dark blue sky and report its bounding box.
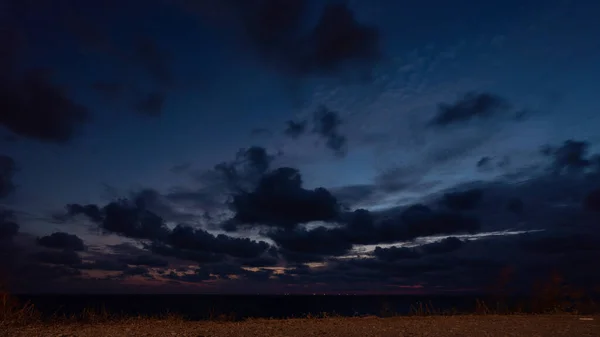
[1,0,600,294]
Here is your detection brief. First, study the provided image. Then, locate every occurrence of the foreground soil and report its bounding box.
[4,315,600,337]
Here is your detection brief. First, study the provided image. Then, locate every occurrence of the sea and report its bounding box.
[13,294,530,320]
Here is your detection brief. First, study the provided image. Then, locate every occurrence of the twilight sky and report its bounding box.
[1,0,600,294]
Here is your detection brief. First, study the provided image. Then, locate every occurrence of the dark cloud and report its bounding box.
[282,106,348,156]
[310,3,380,73]
[65,197,271,263]
[584,188,600,212]
[477,156,511,172]
[91,81,125,100]
[239,255,279,267]
[0,209,19,240]
[121,254,168,267]
[66,203,104,222]
[312,105,347,156]
[373,246,421,262]
[9,263,82,290]
[213,146,277,193]
[270,227,351,262]
[284,120,307,138]
[66,200,170,240]
[166,269,212,283]
[542,140,591,174]
[330,184,379,209]
[506,198,524,215]
[2,134,18,142]
[170,162,192,174]
[442,189,483,211]
[165,224,270,258]
[37,232,85,251]
[0,69,89,143]
[420,237,464,254]
[267,202,479,263]
[131,188,198,224]
[341,206,481,246]
[148,242,225,263]
[33,250,82,266]
[132,38,172,85]
[146,149,283,225]
[121,266,151,277]
[250,128,273,137]
[0,155,17,199]
[230,1,380,77]
[521,232,600,254]
[429,92,510,127]
[38,138,600,292]
[373,166,421,194]
[133,91,166,116]
[78,259,129,272]
[229,167,340,230]
[476,156,492,171]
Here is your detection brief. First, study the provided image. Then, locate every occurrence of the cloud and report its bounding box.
[310,3,380,73]
[132,38,172,85]
[373,246,422,262]
[20,134,600,294]
[340,206,481,246]
[330,184,379,209]
[282,106,348,156]
[228,167,340,230]
[211,146,277,193]
[521,232,600,255]
[0,155,17,199]
[66,203,104,222]
[506,198,524,215]
[166,269,212,283]
[542,140,592,174]
[442,189,484,211]
[170,162,192,174]
[250,128,273,138]
[220,1,380,77]
[264,200,481,263]
[66,200,170,240]
[270,227,351,262]
[64,197,272,264]
[37,232,85,252]
[0,209,19,240]
[133,91,166,116]
[476,156,492,171]
[121,266,152,277]
[0,69,89,143]
[78,259,129,271]
[33,250,83,266]
[91,81,125,100]
[312,106,347,156]
[420,237,464,254]
[163,224,270,258]
[4,5,175,119]
[429,92,510,127]
[284,120,307,138]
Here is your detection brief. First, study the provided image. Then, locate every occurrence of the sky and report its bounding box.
[1,0,600,295]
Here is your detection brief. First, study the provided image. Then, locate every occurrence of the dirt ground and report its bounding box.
[4,315,600,337]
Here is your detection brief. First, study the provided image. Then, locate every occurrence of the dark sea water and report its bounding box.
[13,295,527,320]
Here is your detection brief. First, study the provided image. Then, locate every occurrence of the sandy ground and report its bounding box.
[3,315,600,337]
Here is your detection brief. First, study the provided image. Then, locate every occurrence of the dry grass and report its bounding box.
[3,315,600,337]
[1,272,599,336]
[0,288,599,337]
